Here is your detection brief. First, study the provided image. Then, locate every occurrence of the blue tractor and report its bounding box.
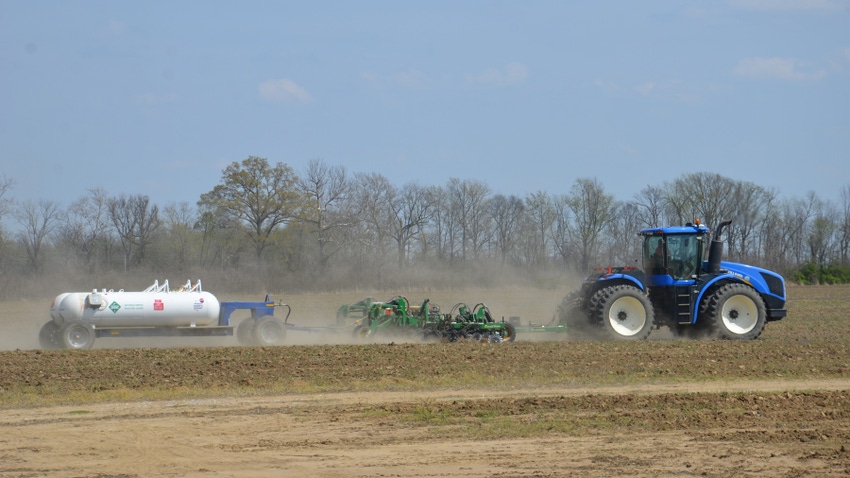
[559,220,787,340]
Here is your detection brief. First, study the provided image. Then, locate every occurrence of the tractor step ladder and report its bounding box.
[675,286,693,324]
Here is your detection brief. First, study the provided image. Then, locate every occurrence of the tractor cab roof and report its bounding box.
[639,223,711,236]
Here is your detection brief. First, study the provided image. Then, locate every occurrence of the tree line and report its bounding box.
[1,157,848,297]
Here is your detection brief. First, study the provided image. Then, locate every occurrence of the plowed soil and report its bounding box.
[1,284,849,477]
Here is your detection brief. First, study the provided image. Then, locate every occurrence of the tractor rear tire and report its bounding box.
[39,321,63,350]
[251,317,286,346]
[592,285,653,341]
[60,321,96,350]
[558,290,598,340]
[705,283,766,340]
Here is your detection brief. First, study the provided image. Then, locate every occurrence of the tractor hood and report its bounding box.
[713,260,786,302]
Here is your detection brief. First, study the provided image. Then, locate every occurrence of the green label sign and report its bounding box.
[109,301,121,313]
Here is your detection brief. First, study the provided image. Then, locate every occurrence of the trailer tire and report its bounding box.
[38,321,63,350]
[252,317,286,346]
[60,321,95,350]
[236,319,255,346]
[592,285,653,340]
[705,283,766,340]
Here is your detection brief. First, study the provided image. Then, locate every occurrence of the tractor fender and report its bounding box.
[692,274,752,324]
[592,273,646,295]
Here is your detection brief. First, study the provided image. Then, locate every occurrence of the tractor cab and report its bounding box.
[640,222,710,286]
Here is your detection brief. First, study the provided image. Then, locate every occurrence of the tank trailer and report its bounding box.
[40,280,305,350]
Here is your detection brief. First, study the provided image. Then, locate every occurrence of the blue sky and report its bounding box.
[1,0,848,210]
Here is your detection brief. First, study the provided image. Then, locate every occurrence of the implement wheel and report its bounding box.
[353,324,371,341]
[252,317,286,346]
[705,283,766,340]
[501,322,517,343]
[592,285,653,340]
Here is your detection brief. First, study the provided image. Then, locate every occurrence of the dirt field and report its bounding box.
[1,284,849,477]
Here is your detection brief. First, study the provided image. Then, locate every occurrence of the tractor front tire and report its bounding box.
[705,283,766,340]
[592,285,654,340]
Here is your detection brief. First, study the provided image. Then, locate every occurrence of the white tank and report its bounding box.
[49,280,221,328]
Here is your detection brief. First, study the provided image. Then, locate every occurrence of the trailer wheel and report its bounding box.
[236,319,255,346]
[252,317,286,346]
[592,285,653,340]
[38,321,63,350]
[705,283,766,340]
[60,321,95,350]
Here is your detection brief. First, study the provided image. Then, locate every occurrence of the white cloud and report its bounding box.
[258,79,312,103]
[467,62,529,86]
[728,0,849,11]
[393,68,428,88]
[734,57,826,80]
[634,82,656,96]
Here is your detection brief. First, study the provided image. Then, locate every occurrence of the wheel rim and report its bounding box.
[67,325,92,349]
[721,295,759,335]
[258,322,283,343]
[607,296,647,337]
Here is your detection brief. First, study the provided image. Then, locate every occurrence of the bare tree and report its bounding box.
[565,178,617,273]
[602,201,639,267]
[297,158,352,271]
[0,175,14,224]
[489,194,525,265]
[664,172,738,228]
[523,191,555,267]
[15,199,62,272]
[840,185,850,266]
[56,188,113,272]
[551,194,574,269]
[633,185,666,228]
[808,199,838,265]
[159,202,197,273]
[387,182,434,269]
[109,194,160,272]
[351,172,395,261]
[446,178,491,261]
[198,157,301,263]
[727,182,774,262]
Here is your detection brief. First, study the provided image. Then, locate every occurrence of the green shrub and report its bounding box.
[792,262,850,285]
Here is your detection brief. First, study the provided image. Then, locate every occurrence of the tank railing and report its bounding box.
[181,280,203,292]
[141,279,203,293]
[143,280,171,293]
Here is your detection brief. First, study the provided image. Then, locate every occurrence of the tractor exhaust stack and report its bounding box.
[707,220,732,274]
